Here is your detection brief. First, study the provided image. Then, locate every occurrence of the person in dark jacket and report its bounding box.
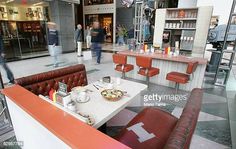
[0,33,14,84]
[47,22,60,68]
[91,21,104,64]
[75,24,82,56]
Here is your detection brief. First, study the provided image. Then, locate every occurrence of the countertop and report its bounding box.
[118,50,208,65]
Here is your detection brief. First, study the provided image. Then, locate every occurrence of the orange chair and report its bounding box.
[136,56,160,87]
[113,54,134,79]
[166,61,199,92]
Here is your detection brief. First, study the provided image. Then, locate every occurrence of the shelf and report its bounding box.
[164,28,196,30]
[166,18,197,21]
[166,8,198,11]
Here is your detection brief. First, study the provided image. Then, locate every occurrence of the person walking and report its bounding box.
[84,26,91,49]
[91,21,104,64]
[0,32,14,84]
[116,25,125,45]
[75,24,83,56]
[47,22,60,68]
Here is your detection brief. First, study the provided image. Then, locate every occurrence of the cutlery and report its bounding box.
[93,84,99,90]
[95,84,104,88]
[85,89,93,92]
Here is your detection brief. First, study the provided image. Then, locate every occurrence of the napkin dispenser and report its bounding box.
[56,92,71,107]
[102,76,111,83]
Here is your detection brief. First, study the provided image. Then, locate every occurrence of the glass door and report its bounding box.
[0,21,22,60]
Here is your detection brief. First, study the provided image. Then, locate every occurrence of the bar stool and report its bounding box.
[166,61,199,92]
[113,54,134,79]
[136,56,160,87]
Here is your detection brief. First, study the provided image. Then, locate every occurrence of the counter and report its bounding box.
[118,51,207,91]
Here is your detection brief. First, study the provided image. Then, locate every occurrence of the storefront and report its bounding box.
[0,1,50,61]
[83,0,116,43]
[85,14,113,42]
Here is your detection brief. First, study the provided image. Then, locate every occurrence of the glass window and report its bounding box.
[0,3,50,61]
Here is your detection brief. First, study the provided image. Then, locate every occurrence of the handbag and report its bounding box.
[48,45,62,56]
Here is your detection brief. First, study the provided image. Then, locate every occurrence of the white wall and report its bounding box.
[178,0,197,8]
[197,0,233,25]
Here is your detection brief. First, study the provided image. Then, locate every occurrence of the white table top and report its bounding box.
[39,77,147,129]
[77,77,147,128]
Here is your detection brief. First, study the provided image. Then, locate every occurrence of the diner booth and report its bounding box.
[2,60,204,149]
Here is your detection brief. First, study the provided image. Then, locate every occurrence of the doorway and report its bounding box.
[85,13,113,43]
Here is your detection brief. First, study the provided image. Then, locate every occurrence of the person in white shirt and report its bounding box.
[85,26,91,49]
[75,24,82,56]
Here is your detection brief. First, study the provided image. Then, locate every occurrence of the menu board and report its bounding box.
[58,82,68,96]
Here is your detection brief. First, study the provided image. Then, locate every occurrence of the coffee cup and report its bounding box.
[78,91,87,102]
[67,101,77,112]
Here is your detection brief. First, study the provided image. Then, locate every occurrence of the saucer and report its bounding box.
[76,96,90,103]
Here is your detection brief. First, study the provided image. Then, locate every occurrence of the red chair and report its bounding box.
[113,54,134,79]
[136,56,160,87]
[166,61,198,92]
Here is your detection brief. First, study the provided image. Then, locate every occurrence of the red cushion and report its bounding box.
[166,72,190,84]
[116,108,178,149]
[138,67,160,77]
[115,64,134,72]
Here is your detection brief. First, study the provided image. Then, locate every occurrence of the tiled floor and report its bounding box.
[0,45,235,148]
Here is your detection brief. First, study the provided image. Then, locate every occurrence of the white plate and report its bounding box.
[76,96,90,103]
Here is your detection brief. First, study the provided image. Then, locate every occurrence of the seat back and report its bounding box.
[136,56,152,68]
[186,61,199,74]
[164,88,203,149]
[15,64,88,96]
[113,54,127,65]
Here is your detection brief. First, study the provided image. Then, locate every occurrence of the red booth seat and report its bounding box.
[116,88,203,149]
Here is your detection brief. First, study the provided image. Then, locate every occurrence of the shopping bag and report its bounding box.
[83,50,92,60]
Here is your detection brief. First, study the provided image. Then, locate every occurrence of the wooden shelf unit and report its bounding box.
[153,6,213,55]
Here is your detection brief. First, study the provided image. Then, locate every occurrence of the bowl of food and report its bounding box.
[101,89,124,101]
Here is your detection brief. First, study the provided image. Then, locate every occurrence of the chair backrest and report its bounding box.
[136,56,152,68]
[164,88,203,149]
[113,54,127,65]
[15,64,88,96]
[186,61,199,74]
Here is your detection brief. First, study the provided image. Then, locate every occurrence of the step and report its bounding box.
[219,65,231,70]
[214,82,226,87]
[231,13,236,16]
[222,58,232,61]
